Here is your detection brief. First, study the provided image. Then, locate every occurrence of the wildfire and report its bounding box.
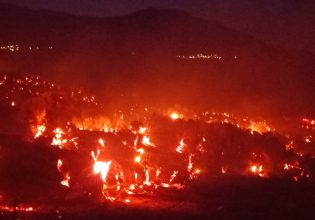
[2,74,314,204]
[248,121,272,134]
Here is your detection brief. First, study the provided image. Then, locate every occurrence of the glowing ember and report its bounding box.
[305,136,312,143]
[176,139,185,154]
[170,171,178,183]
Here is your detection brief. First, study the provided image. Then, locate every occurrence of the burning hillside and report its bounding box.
[0,73,314,219]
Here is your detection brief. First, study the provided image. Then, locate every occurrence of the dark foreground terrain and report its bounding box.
[1,177,314,220]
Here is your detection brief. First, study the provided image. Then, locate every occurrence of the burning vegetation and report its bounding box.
[0,73,315,218]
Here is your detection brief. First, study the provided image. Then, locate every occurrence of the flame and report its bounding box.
[52,128,67,147]
[248,121,272,134]
[142,135,155,147]
[33,124,46,139]
[138,127,147,134]
[93,161,112,182]
[144,169,151,186]
[250,164,264,177]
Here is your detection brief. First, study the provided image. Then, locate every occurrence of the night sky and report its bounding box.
[0,0,314,52]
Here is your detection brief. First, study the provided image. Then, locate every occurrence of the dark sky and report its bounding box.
[0,0,199,16]
[0,0,312,18]
[0,0,314,52]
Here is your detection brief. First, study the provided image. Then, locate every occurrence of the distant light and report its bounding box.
[11,101,15,107]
